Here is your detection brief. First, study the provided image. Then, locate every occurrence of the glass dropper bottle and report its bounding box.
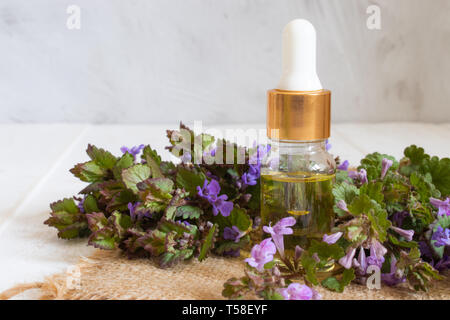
[260,19,336,256]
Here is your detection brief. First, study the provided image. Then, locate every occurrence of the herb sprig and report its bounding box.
[44,124,449,299]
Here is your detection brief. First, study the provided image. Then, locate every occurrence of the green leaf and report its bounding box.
[113,152,135,179]
[83,195,99,213]
[400,145,430,176]
[410,172,441,202]
[88,228,117,250]
[309,240,345,261]
[436,214,450,229]
[44,198,89,239]
[332,182,359,216]
[57,223,88,239]
[201,133,215,150]
[110,211,132,237]
[157,218,190,235]
[401,146,450,196]
[137,230,166,256]
[423,157,450,196]
[321,277,341,292]
[263,291,285,300]
[230,207,252,232]
[99,180,136,212]
[147,178,174,195]
[159,249,195,268]
[160,161,176,176]
[263,260,276,270]
[215,236,249,255]
[348,194,377,216]
[139,178,174,213]
[86,212,109,232]
[359,152,398,181]
[335,170,353,184]
[143,145,163,178]
[175,205,203,220]
[321,269,355,293]
[300,253,319,286]
[50,198,79,214]
[367,207,392,242]
[86,144,117,170]
[404,145,429,166]
[388,234,418,249]
[198,224,217,262]
[70,161,107,183]
[176,167,206,196]
[164,189,189,220]
[360,182,384,206]
[122,164,151,193]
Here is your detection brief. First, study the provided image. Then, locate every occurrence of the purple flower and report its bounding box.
[197,179,220,199]
[381,255,405,286]
[348,168,368,184]
[337,160,349,171]
[380,158,393,179]
[336,200,349,213]
[212,195,233,217]
[433,255,450,272]
[197,179,233,217]
[263,217,296,257]
[391,226,414,241]
[203,147,216,158]
[430,197,450,217]
[241,172,258,187]
[245,238,276,271]
[278,283,314,300]
[312,253,321,263]
[241,143,271,189]
[392,211,409,227]
[323,232,343,244]
[419,241,433,259]
[223,226,244,243]
[370,239,388,260]
[180,151,192,163]
[205,171,219,181]
[295,245,304,260]
[339,247,357,269]
[366,245,385,268]
[128,202,139,220]
[241,145,267,189]
[121,144,145,160]
[77,197,86,213]
[325,140,332,152]
[128,202,151,220]
[249,144,271,164]
[353,247,367,275]
[432,226,450,247]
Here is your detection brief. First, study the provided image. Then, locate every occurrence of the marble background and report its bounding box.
[0,0,449,124]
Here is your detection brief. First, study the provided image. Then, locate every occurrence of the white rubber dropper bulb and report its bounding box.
[277,19,323,91]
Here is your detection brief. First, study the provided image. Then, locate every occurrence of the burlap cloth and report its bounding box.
[1,249,449,300]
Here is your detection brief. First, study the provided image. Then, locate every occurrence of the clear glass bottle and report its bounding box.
[260,19,335,258]
[260,139,336,256]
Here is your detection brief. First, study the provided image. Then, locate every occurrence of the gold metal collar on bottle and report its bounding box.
[267,89,331,141]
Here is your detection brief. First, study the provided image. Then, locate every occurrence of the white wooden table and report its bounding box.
[1,123,449,298]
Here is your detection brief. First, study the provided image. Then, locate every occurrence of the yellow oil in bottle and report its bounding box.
[260,172,335,257]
